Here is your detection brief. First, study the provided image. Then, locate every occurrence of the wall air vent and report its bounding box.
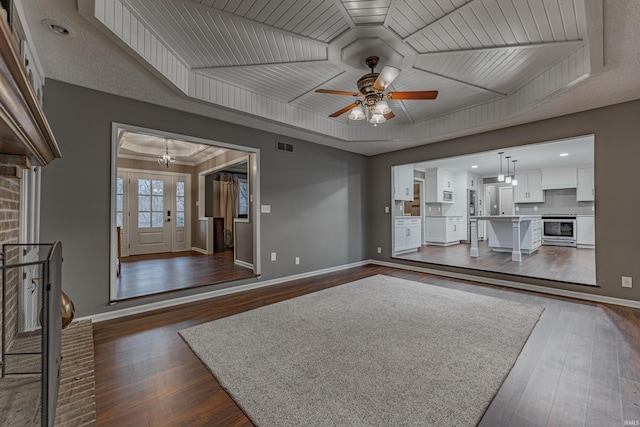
[276,141,293,153]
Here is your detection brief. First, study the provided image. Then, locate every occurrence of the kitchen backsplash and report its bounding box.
[516,188,594,215]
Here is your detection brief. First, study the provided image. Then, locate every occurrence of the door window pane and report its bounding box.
[138,212,150,228]
[152,180,164,195]
[116,212,123,228]
[152,195,163,211]
[176,181,184,197]
[138,179,150,195]
[176,212,185,227]
[152,212,164,227]
[138,178,166,228]
[138,195,150,211]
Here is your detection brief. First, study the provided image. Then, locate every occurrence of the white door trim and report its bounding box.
[109,122,261,302]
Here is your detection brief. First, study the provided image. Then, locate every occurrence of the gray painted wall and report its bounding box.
[40,80,369,316]
[370,99,640,302]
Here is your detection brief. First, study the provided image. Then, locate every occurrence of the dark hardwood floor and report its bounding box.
[115,250,257,300]
[94,265,639,426]
[398,241,596,285]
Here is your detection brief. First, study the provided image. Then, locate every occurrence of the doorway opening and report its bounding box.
[109,124,260,301]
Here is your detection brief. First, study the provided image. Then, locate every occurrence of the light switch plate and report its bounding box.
[261,205,271,213]
[271,252,276,261]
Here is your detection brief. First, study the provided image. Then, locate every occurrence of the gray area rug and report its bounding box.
[180,275,543,426]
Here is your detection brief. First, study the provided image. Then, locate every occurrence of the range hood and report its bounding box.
[541,167,577,190]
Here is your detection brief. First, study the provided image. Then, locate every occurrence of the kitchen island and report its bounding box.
[470,215,542,261]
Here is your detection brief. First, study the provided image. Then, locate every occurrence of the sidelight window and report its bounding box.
[176,181,185,227]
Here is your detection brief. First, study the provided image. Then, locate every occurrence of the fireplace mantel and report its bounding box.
[0,10,61,166]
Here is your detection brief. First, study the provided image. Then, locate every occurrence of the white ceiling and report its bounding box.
[117,131,229,166]
[17,0,640,156]
[413,134,594,177]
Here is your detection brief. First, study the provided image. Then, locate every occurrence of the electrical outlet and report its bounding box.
[295,257,300,265]
[534,206,538,211]
[271,252,276,261]
[622,276,632,288]
[377,247,382,253]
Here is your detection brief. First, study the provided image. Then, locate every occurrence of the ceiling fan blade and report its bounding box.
[384,111,395,120]
[316,89,359,96]
[387,90,439,100]
[373,66,401,91]
[329,103,359,118]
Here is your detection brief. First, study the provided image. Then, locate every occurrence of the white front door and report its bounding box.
[129,173,172,255]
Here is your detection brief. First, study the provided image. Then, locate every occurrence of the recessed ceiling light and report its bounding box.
[560,153,569,157]
[41,19,76,37]
[471,165,478,168]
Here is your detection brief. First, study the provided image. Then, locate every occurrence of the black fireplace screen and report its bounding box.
[2,242,62,427]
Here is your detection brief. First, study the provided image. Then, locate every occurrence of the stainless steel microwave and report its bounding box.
[443,191,453,201]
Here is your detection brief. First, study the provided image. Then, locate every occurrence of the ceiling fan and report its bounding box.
[315,56,438,124]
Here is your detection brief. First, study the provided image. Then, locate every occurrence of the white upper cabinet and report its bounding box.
[468,172,480,191]
[514,171,544,203]
[576,167,595,201]
[541,167,577,190]
[425,168,454,203]
[394,165,414,201]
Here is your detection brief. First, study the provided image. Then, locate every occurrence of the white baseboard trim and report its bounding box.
[234,259,253,269]
[191,247,208,255]
[78,260,369,323]
[370,259,640,309]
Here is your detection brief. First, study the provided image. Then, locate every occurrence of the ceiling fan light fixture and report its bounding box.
[369,113,386,124]
[374,101,391,115]
[348,106,365,120]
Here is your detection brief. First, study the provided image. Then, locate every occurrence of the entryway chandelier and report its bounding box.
[157,139,176,168]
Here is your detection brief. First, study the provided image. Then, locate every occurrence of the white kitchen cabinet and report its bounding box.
[394,218,422,252]
[449,217,463,241]
[425,168,454,203]
[394,165,414,201]
[514,171,544,203]
[541,167,577,190]
[576,167,595,201]
[577,216,595,247]
[468,172,480,191]
[426,216,461,245]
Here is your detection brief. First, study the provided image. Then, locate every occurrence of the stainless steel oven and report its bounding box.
[542,216,577,247]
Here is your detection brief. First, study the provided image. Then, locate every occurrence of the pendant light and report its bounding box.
[505,156,512,184]
[497,152,505,182]
[157,139,176,168]
[511,160,518,186]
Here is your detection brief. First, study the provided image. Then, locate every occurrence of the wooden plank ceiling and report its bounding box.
[115,0,587,128]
